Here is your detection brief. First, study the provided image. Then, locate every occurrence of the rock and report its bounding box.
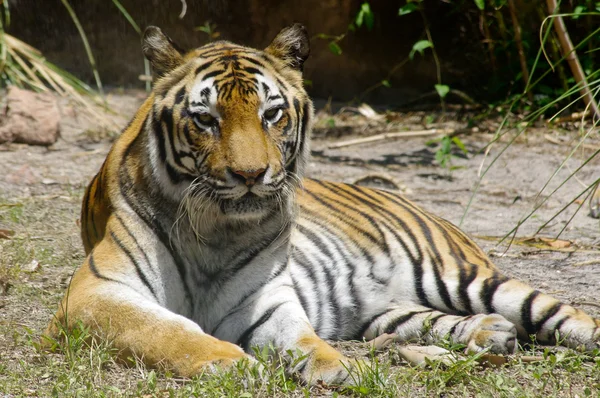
[396,345,455,367]
[22,259,41,273]
[0,86,60,146]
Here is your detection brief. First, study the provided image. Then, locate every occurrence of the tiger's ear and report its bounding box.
[265,24,310,71]
[142,26,185,76]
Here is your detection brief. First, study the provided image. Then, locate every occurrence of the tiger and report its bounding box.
[46,24,600,385]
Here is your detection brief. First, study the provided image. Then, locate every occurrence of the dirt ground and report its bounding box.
[1,90,600,395]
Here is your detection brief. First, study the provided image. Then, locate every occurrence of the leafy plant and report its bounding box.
[195,21,221,41]
[398,1,449,111]
[430,135,468,172]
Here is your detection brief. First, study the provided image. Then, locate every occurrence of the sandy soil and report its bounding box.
[1,90,599,391]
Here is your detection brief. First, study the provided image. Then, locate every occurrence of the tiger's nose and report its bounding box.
[231,167,267,186]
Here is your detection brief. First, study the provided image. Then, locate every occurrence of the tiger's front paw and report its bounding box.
[177,337,254,377]
[294,351,365,386]
[293,335,365,386]
[465,314,517,355]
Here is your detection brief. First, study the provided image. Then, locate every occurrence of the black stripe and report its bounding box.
[296,224,342,332]
[114,212,154,276]
[238,302,288,351]
[521,291,540,335]
[88,252,115,282]
[318,181,423,265]
[534,302,563,337]
[88,174,100,243]
[174,85,186,105]
[315,181,429,304]
[215,219,286,282]
[158,107,195,184]
[448,315,470,337]
[151,110,167,163]
[201,69,225,80]
[553,316,569,337]
[343,184,385,206]
[291,249,323,332]
[209,261,290,336]
[427,247,458,313]
[384,310,431,334]
[109,230,157,299]
[457,263,477,314]
[480,274,508,313]
[195,61,213,75]
[118,132,194,308]
[287,99,308,171]
[238,55,270,70]
[304,185,381,248]
[378,188,490,266]
[373,187,484,314]
[355,310,391,339]
[428,313,445,329]
[291,274,311,325]
[81,173,98,251]
[242,66,264,76]
[295,218,363,335]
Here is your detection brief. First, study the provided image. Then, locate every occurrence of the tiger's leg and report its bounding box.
[217,279,359,385]
[405,264,600,352]
[468,273,600,351]
[45,250,250,377]
[361,301,519,354]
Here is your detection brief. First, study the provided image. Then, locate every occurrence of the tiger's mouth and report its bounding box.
[218,192,279,218]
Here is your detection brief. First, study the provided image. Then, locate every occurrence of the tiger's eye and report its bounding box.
[194,113,217,127]
[263,107,283,123]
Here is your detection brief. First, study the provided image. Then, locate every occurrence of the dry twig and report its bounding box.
[327,129,455,149]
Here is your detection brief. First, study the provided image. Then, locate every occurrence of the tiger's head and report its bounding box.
[142,24,312,222]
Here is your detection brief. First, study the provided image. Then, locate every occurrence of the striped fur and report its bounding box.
[46,25,600,385]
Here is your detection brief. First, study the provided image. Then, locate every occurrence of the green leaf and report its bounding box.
[356,2,374,31]
[355,5,364,26]
[399,3,418,15]
[364,5,375,30]
[573,5,585,19]
[434,84,450,99]
[452,136,468,154]
[473,0,485,10]
[440,136,451,154]
[328,41,342,56]
[409,40,433,59]
[381,79,391,88]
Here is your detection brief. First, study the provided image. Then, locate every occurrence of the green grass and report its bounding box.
[3,326,600,397]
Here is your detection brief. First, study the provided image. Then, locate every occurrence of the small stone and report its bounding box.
[22,259,41,273]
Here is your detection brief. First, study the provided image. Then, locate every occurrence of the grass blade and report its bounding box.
[59,0,104,99]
